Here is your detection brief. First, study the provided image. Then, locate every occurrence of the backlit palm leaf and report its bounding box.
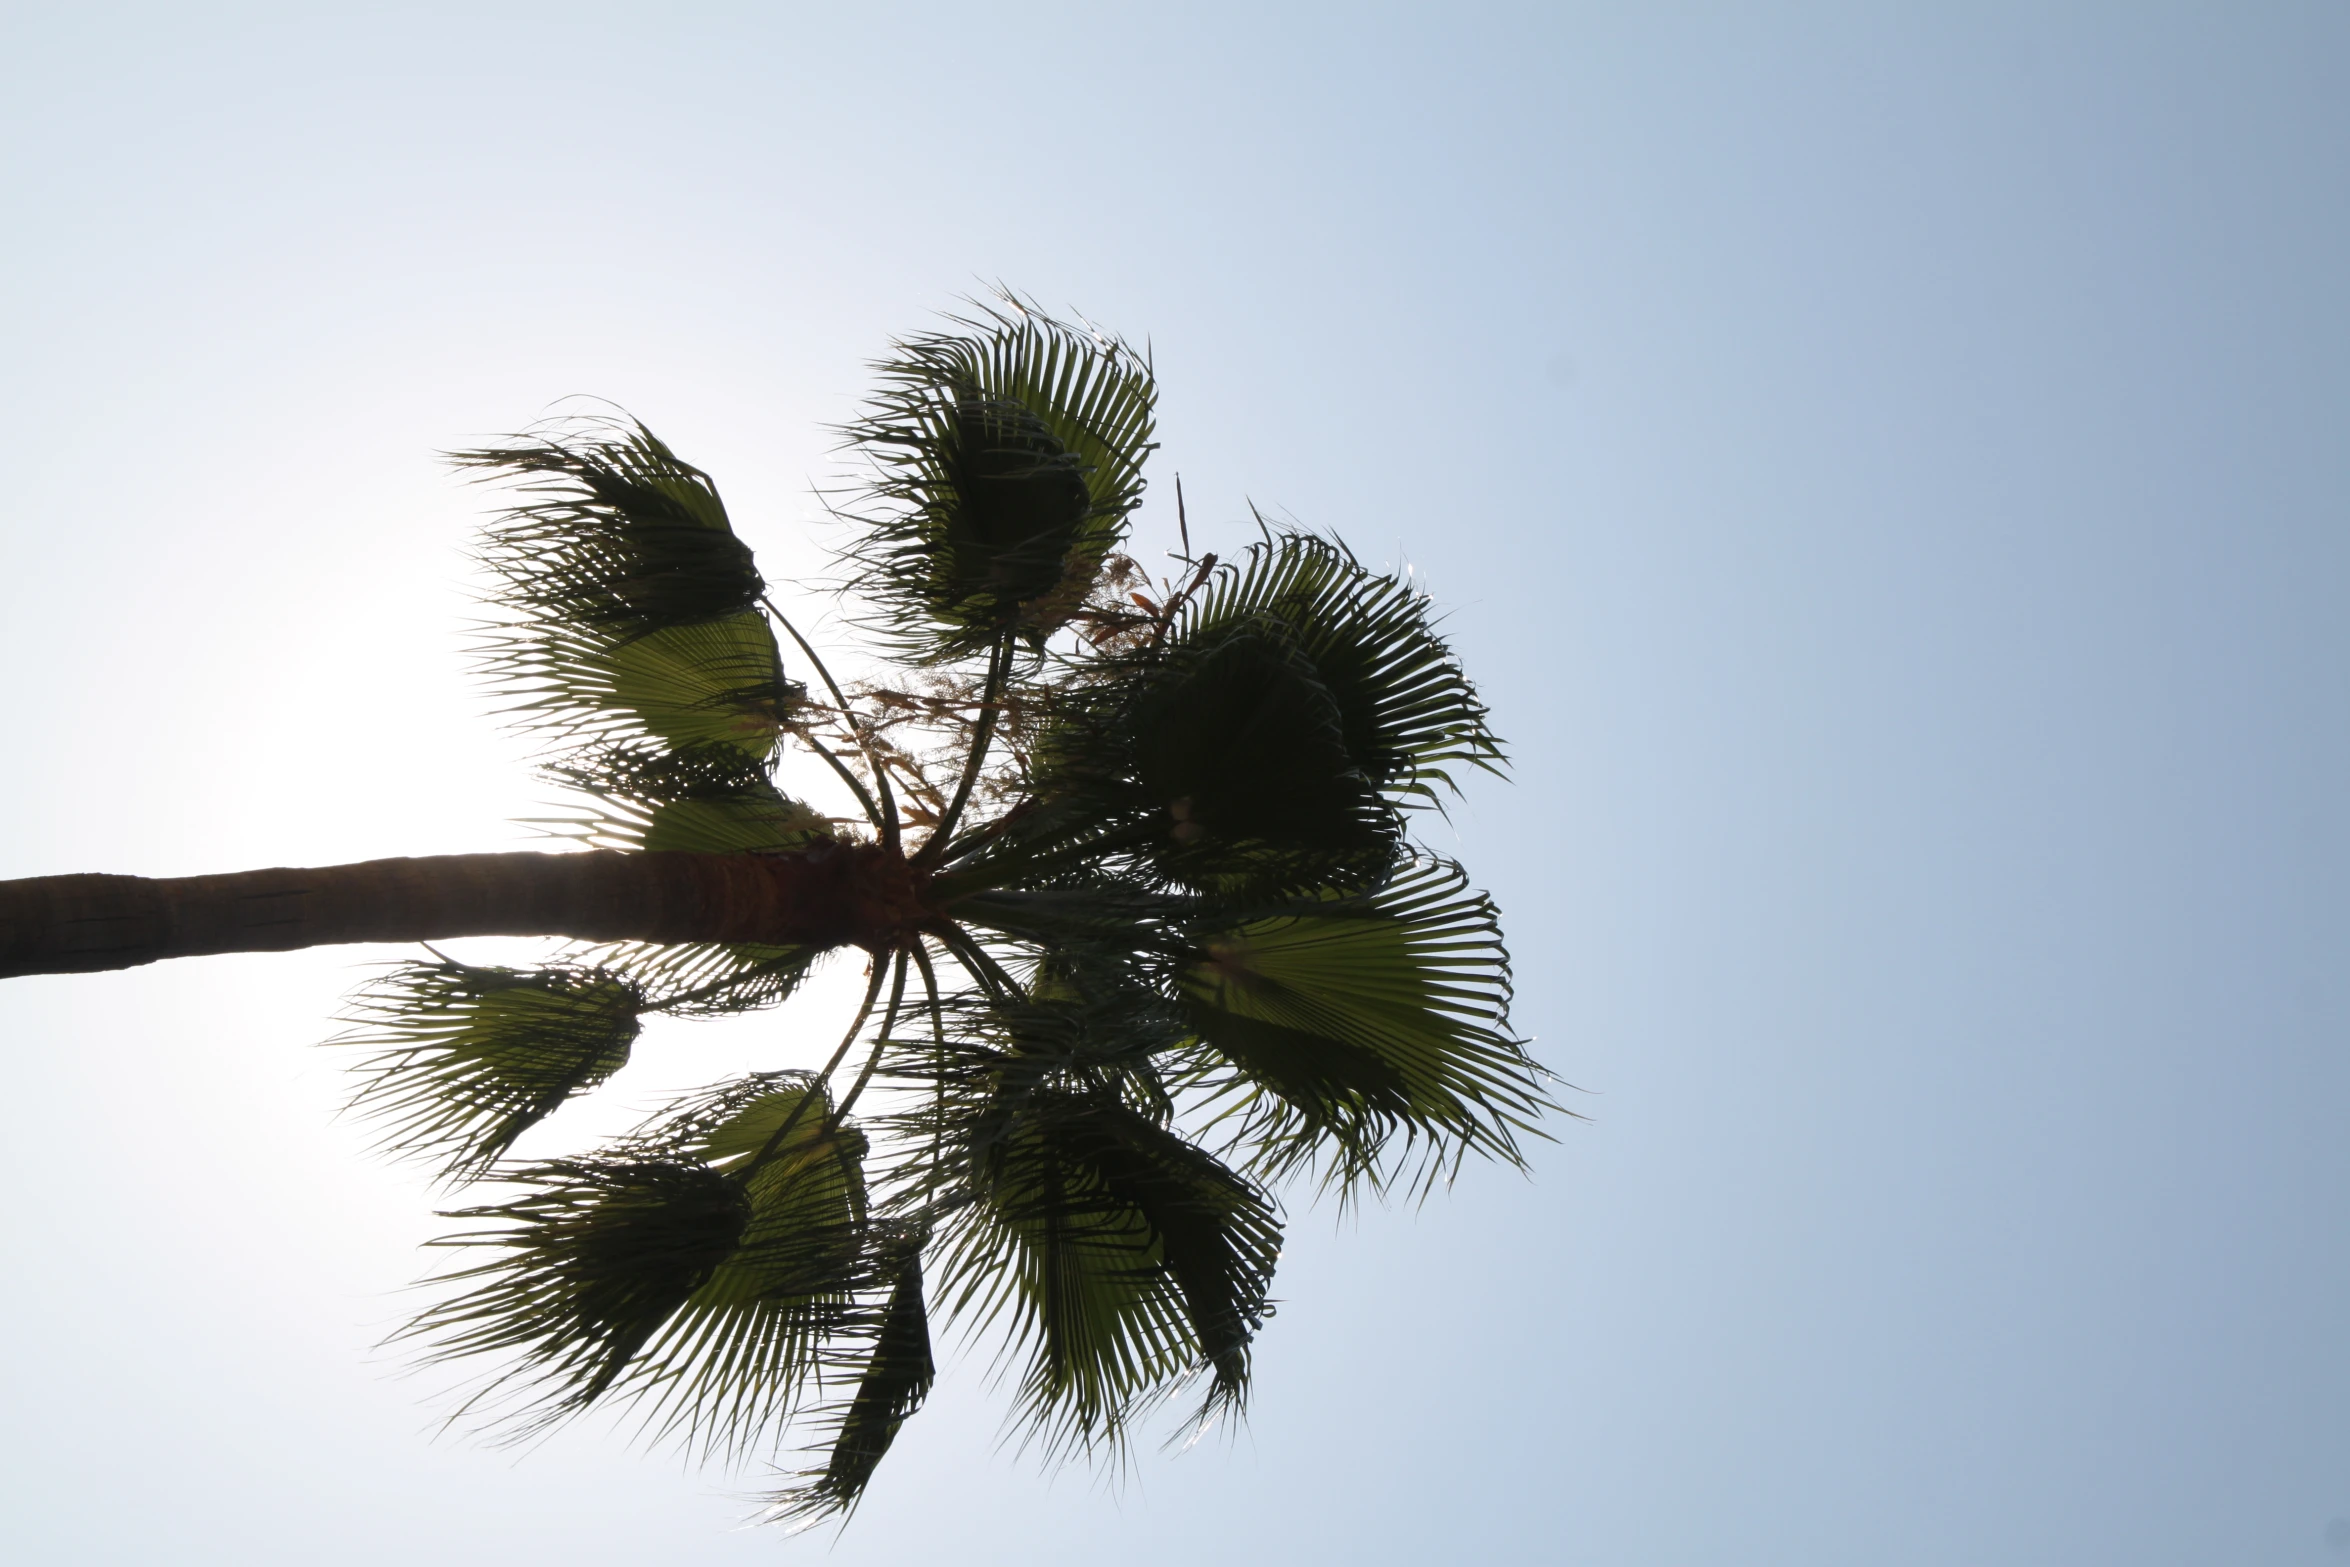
[999,536,1497,899]
[933,1079,1280,1457]
[459,420,796,761]
[1175,857,1549,1195]
[335,960,642,1180]
[838,294,1157,658]
[756,1236,935,1530]
[404,1074,872,1453]
[1177,532,1504,806]
[457,419,764,635]
[540,741,833,856]
[614,1078,873,1460]
[480,612,795,761]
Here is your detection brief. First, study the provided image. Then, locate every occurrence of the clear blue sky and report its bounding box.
[3,4,2346,1563]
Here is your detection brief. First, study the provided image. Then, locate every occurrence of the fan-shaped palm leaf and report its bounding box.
[405,1155,751,1435]
[933,1079,1280,1456]
[1177,531,1504,805]
[838,295,1157,658]
[988,535,1496,900]
[456,419,764,636]
[541,740,833,856]
[1175,857,1549,1195]
[603,1077,875,1460]
[460,421,797,761]
[405,1074,876,1453]
[335,960,642,1180]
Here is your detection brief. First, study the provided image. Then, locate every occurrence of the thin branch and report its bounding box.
[766,596,902,853]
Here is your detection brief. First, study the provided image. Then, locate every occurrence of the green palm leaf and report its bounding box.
[456,419,764,636]
[481,612,796,761]
[756,1236,935,1530]
[404,1074,875,1453]
[405,1154,752,1436]
[995,534,1498,900]
[334,960,642,1180]
[1176,532,1503,806]
[1008,620,1397,899]
[1175,857,1550,1195]
[460,420,796,761]
[838,295,1157,658]
[541,741,833,856]
[935,1080,1280,1456]
[609,1077,874,1460]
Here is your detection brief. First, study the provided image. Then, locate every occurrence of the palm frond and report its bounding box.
[835,294,1157,659]
[1177,532,1504,806]
[930,1079,1280,1459]
[1174,857,1551,1198]
[539,741,834,856]
[478,612,797,762]
[613,1077,875,1461]
[1012,621,1400,899]
[333,960,641,1180]
[565,938,815,1019]
[755,1236,935,1530]
[403,1154,751,1436]
[455,418,765,637]
[457,418,797,761]
[402,1074,876,1455]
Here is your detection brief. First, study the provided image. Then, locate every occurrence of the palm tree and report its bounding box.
[0,295,1550,1528]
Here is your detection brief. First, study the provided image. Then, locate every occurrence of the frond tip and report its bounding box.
[756,1238,935,1530]
[459,417,799,761]
[333,960,643,1180]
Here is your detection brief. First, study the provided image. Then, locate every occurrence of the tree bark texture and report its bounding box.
[0,847,926,978]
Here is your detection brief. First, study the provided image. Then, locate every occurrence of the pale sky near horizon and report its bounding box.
[3,5,2347,1563]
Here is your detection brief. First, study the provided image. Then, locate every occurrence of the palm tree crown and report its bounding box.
[0,294,1552,1531]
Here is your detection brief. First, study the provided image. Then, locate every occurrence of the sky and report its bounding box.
[2,3,2346,1562]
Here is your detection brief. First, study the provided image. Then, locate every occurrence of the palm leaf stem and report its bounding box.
[935,924,1021,1001]
[819,950,909,1138]
[908,943,949,1167]
[741,959,886,1176]
[786,724,887,836]
[767,597,900,850]
[914,636,1012,869]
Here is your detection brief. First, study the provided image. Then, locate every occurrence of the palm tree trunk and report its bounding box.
[0,847,925,978]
